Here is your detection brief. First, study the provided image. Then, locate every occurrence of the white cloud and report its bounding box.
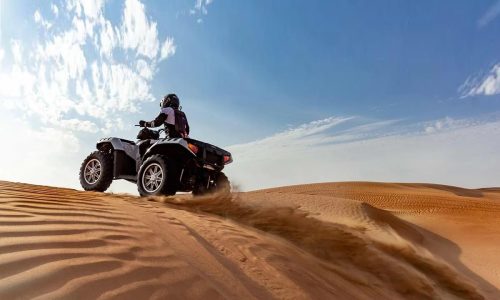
[120,0,159,59]
[160,37,176,61]
[0,113,82,188]
[10,40,23,63]
[66,0,104,21]
[225,117,500,191]
[51,3,59,17]
[234,117,353,150]
[136,59,154,79]
[59,118,99,133]
[190,0,214,22]
[79,0,104,20]
[478,0,500,28]
[0,0,176,133]
[102,117,124,135]
[90,62,152,112]
[38,28,88,79]
[0,65,36,100]
[98,18,118,58]
[34,9,41,22]
[34,9,53,29]
[66,0,82,17]
[423,117,477,134]
[459,63,500,97]
[193,0,213,15]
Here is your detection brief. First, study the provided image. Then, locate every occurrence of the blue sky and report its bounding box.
[1,0,500,191]
[156,0,500,143]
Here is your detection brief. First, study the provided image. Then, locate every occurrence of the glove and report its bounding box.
[139,120,147,127]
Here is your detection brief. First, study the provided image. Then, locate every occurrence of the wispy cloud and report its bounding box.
[423,117,478,133]
[226,116,500,191]
[459,63,500,97]
[189,0,214,23]
[160,37,176,61]
[121,0,160,59]
[51,3,59,17]
[191,0,213,15]
[34,9,53,29]
[478,0,500,28]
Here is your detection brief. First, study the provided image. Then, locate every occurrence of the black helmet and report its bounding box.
[160,94,180,109]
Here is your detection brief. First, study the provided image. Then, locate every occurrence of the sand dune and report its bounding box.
[0,181,499,299]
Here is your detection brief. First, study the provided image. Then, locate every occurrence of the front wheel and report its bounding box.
[137,155,177,197]
[79,151,114,192]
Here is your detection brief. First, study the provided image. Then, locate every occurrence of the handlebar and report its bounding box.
[135,125,165,134]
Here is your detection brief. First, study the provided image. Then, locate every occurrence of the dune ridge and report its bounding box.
[0,180,499,299]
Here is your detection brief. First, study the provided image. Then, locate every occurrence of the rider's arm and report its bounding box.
[144,113,167,128]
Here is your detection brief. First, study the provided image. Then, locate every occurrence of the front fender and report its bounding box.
[97,138,125,151]
[97,138,138,161]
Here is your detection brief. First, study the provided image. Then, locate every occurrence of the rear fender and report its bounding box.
[143,138,196,163]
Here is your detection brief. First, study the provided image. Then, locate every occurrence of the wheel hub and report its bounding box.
[142,163,164,193]
[84,159,102,184]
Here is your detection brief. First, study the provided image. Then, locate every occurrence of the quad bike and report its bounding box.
[79,126,233,196]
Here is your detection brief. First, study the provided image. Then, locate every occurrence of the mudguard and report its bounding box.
[97,138,141,181]
[143,138,197,162]
[97,138,139,161]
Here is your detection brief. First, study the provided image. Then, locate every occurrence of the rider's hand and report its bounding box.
[139,120,147,127]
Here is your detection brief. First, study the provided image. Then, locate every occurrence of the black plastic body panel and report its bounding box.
[185,138,232,170]
[113,150,137,180]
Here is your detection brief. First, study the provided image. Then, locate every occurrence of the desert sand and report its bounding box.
[0,180,499,299]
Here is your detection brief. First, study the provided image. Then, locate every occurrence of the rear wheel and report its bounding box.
[79,151,113,192]
[137,155,177,197]
[193,172,231,196]
[213,172,231,195]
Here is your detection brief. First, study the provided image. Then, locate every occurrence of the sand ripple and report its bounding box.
[1,180,499,299]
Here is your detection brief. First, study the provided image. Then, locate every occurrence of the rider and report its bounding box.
[139,94,190,138]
